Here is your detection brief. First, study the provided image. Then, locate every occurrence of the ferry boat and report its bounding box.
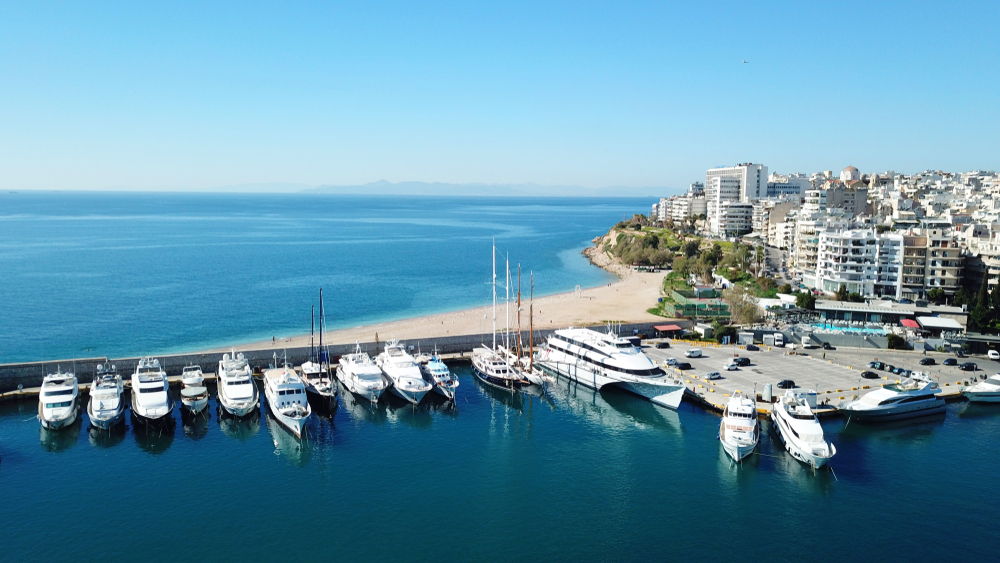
[130,357,174,424]
[39,370,80,430]
[263,359,312,438]
[180,365,209,415]
[87,364,125,429]
[838,372,944,421]
[418,354,459,400]
[771,391,836,469]
[217,350,259,417]
[336,343,389,403]
[537,327,687,410]
[719,394,759,462]
[964,374,1000,403]
[377,340,432,404]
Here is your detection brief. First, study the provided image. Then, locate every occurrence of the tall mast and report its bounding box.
[310,304,315,361]
[492,241,497,351]
[529,271,534,370]
[517,264,522,360]
[505,255,511,351]
[319,288,324,366]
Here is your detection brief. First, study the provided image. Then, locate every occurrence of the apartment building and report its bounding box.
[705,163,768,235]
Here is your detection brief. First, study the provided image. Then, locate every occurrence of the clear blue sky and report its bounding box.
[1,1,997,191]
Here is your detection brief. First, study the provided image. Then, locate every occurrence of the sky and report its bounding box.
[1,1,997,192]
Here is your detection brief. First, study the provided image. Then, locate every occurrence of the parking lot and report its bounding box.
[645,340,986,412]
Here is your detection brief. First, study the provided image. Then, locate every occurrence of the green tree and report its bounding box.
[779,283,793,294]
[953,287,971,306]
[848,292,864,303]
[682,240,701,258]
[970,277,992,330]
[835,284,850,302]
[887,334,909,350]
[723,284,762,326]
[991,281,1000,320]
[796,292,816,310]
[927,288,946,305]
[643,233,660,249]
[753,245,766,276]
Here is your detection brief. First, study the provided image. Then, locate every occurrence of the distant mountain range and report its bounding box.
[300,180,677,198]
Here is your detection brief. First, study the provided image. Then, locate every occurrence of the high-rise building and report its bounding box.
[705,163,768,235]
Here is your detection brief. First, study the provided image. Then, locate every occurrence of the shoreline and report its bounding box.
[201,242,674,354]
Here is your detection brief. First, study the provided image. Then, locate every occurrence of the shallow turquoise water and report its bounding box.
[1,367,997,562]
[0,192,631,363]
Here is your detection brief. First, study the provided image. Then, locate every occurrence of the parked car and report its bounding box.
[822,342,833,350]
[943,358,958,366]
[960,362,978,371]
[886,364,896,373]
[776,379,796,389]
[919,358,936,366]
[745,344,759,351]
[705,371,722,380]
[892,367,906,375]
[664,358,678,366]
[655,341,670,349]
[861,371,880,379]
[724,362,739,371]
[866,361,879,369]
[989,350,1000,360]
[676,362,692,370]
[685,349,702,358]
[735,357,751,367]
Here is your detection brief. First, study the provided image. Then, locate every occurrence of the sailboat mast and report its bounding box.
[319,288,324,367]
[529,271,534,370]
[310,305,315,361]
[505,255,511,352]
[492,242,497,351]
[517,264,522,360]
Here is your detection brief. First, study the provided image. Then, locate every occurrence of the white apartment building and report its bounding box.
[816,229,879,295]
[716,202,754,237]
[705,163,768,235]
[671,196,707,221]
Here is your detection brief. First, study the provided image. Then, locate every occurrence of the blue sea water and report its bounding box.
[0,191,638,364]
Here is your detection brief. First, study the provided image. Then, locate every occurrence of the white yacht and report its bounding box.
[130,357,174,424]
[87,364,125,429]
[472,242,529,391]
[537,327,687,410]
[180,365,209,415]
[771,391,836,469]
[719,394,759,462]
[337,343,389,403]
[838,372,944,421]
[217,350,259,417]
[964,374,1000,403]
[39,370,80,430]
[377,340,432,404]
[264,361,312,438]
[419,355,459,400]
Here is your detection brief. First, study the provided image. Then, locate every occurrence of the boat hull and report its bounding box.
[840,399,946,422]
[267,404,309,438]
[431,384,456,400]
[389,385,429,405]
[965,390,1000,403]
[472,363,526,391]
[181,396,209,414]
[218,384,259,417]
[39,402,80,430]
[538,359,686,409]
[131,391,175,425]
[771,412,833,469]
[337,367,387,403]
[87,400,126,430]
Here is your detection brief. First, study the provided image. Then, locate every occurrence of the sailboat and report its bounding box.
[471,242,529,390]
[300,294,336,401]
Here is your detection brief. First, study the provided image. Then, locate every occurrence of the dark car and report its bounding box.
[866,361,877,368]
[745,344,759,351]
[735,357,751,367]
[892,366,906,375]
[776,379,796,389]
[861,371,880,379]
[960,362,978,371]
[822,342,833,350]
[919,358,935,366]
[676,362,692,370]
[886,364,896,373]
[943,358,958,366]
[655,341,670,349]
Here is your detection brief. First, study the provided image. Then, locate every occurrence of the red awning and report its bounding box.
[654,324,683,331]
[900,319,919,328]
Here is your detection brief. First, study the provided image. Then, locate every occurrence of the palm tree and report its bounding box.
[753,245,766,277]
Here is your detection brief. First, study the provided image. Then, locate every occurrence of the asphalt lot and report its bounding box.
[644,340,987,410]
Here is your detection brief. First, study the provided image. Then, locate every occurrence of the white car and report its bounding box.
[724,362,739,371]
[989,350,1000,360]
[664,358,678,366]
[705,372,722,380]
[685,349,702,358]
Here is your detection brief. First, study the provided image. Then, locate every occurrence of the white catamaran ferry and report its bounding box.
[538,327,686,409]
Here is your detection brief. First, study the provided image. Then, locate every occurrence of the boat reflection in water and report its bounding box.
[475,374,526,412]
[217,405,260,441]
[182,408,210,441]
[87,421,127,449]
[265,410,311,467]
[131,411,175,455]
[385,394,433,429]
[956,401,1000,420]
[40,419,81,453]
[546,376,682,435]
[339,381,390,426]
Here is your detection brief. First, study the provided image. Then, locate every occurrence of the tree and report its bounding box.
[723,284,762,326]
[953,287,971,307]
[991,281,1000,320]
[848,292,864,303]
[643,233,660,249]
[835,284,850,302]
[673,255,689,275]
[682,240,701,258]
[927,288,946,305]
[796,292,816,310]
[970,277,992,330]
[779,283,793,294]
[887,334,909,350]
[758,277,777,292]
[753,245,766,276]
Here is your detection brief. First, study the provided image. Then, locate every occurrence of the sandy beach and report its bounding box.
[207,247,675,353]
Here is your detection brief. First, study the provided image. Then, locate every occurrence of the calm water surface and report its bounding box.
[0,369,996,562]
[0,192,635,363]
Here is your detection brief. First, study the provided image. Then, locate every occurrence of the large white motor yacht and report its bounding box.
[771,391,836,469]
[87,364,125,429]
[838,372,944,421]
[719,393,759,462]
[39,370,80,430]
[537,327,687,409]
[377,340,432,404]
[130,357,174,424]
[964,374,1000,403]
[180,365,209,415]
[263,361,312,438]
[336,343,389,403]
[217,350,259,417]
[418,355,459,400]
